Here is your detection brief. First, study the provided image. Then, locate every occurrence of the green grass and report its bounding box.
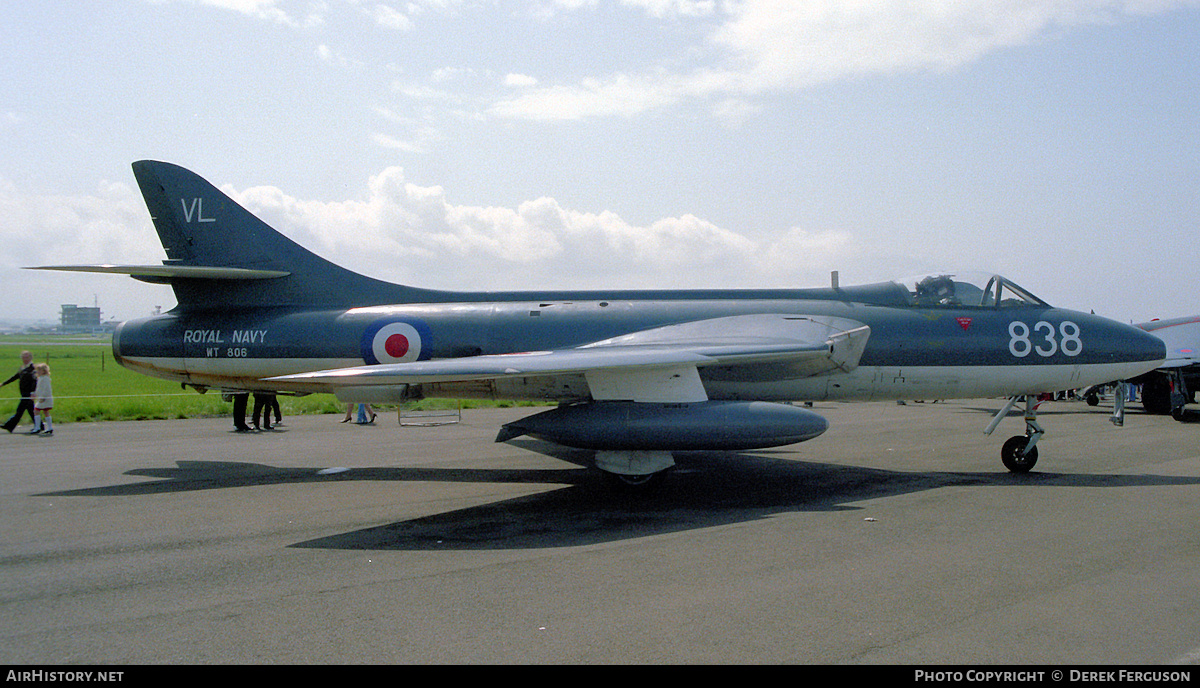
[0,336,539,423]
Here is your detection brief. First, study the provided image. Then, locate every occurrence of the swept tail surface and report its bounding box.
[128,160,426,310]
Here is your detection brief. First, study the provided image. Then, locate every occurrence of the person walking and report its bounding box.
[341,402,375,424]
[32,363,53,436]
[2,351,36,433]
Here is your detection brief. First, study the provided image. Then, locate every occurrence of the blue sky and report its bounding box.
[2,0,1197,326]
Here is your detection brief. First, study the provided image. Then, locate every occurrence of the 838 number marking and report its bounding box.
[1009,321,1082,358]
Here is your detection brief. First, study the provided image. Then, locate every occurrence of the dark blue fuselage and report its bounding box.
[113,287,1165,403]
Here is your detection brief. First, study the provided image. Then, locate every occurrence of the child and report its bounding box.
[32,363,53,436]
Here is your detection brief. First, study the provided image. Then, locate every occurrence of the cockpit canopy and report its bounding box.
[888,272,1048,308]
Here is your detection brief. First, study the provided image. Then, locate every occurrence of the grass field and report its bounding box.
[0,336,532,424]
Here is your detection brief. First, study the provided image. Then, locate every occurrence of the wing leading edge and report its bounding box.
[27,264,291,284]
[269,314,871,403]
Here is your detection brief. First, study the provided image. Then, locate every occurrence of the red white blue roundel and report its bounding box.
[361,318,433,365]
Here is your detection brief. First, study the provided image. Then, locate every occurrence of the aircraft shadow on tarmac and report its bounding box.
[39,440,1200,551]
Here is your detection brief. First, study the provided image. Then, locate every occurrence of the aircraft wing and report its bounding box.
[1138,315,1200,370]
[271,314,870,403]
[1158,319,1199,370]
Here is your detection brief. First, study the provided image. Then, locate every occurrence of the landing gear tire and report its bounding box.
[1001,435,1038,473]
[1142,375,1172,415]
[606,470,667,490]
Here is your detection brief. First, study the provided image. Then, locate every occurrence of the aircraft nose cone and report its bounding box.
[1082,313,1166,366]
[1098,319,1166,384]
[1129,323,1168,364]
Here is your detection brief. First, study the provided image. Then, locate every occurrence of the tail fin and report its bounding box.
[130,160,422,310]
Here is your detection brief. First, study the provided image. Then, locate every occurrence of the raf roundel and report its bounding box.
[361,319,432,365]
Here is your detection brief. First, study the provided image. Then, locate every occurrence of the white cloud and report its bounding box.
[372,3,414,30]
[0,177,177,322]
[759,227,855,278]
[372,132,428,153]
[711,0,1107,91]
[391,81,456,102]
[622,0,717,18]
[491,0,1200,121]
[504,73,539,87]
[152,1,1199,127]
[0,178,161,267]
[548,0,716,18]
[215,167,877,291]
[174,0,324,27]
[546,0,600,11]
[371,107,445,153]
[490,73,696,120]
[0,168,1047,318]
[315,44,362,67]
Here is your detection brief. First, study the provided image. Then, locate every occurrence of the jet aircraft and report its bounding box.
[1136,315,1199,420]
[34,161,1166,483]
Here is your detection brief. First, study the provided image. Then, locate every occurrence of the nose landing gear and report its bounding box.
[987,383,1134,474]
[986,395,1044,473]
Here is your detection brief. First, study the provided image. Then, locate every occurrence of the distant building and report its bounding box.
[60,304,101,333]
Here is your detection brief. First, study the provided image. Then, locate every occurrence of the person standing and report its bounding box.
[2,351,36,433]
[232,392,251,432]
[269,393,282,427]
[252,391,277,431]
[32,363,53,436]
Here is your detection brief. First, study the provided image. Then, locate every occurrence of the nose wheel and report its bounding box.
[986,396,1044,473]
[1001,435,1038,473]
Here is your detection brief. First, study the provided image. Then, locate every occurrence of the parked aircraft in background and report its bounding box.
[32,162,1166,484]
[1136,315,1199,420]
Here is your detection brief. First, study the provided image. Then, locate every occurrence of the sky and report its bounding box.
[2,0,1197,327]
